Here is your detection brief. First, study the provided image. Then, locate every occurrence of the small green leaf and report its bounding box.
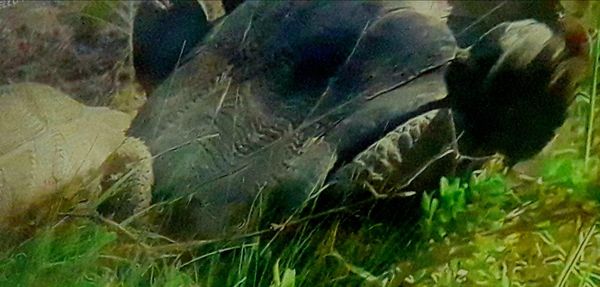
[280,269,296,287]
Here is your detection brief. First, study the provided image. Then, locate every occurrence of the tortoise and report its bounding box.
[0,83,154,232]
[130,0,589,239]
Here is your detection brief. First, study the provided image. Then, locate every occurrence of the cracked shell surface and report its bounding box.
[0,83,131,225]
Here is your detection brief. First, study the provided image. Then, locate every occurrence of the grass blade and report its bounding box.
[554,221,597,287]
[585,33,600,169]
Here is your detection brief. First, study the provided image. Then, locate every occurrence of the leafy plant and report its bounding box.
[420,173,512,241]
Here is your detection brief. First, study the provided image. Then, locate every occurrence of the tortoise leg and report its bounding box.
[329,109,458,203]
[98,137,154,223]
[133,0,210,92]
[314,110,458,228]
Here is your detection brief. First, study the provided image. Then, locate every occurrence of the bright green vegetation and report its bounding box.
[1,2,600,287]
[1,148,599,286]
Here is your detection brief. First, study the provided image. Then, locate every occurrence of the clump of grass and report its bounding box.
[541,154,599,197]
[421,172,513,241]
[0,220,116,286]
[585,32,600,170]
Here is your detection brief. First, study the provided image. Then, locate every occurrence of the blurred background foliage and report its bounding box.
[0,1,599,286]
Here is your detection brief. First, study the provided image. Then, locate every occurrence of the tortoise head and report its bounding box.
[446,18,590,163]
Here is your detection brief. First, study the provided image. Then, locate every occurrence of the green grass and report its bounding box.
[1,159,598,286]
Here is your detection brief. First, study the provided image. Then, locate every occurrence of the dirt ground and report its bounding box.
[0,1,135,106]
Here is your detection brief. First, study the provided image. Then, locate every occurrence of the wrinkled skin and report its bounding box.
[131,1,588,239]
